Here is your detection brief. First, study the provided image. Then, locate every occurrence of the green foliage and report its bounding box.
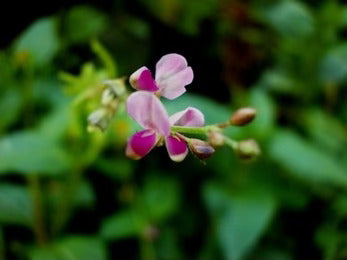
[14,17,60,67]
[29,237,107,260]
[0,131,70,176]
[0,184,33,226]
[204,184,277,260]
[269,130,347,188]
[1,1,347,260]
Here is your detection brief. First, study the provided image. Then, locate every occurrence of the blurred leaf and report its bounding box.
[64,6,107,44]
[261,0,314,38]
[73,181,95,208]
[316,225,342,260]
[14,17,60,67]
[302,109,347,154]
[0,131,70,175]
[245,89,276,140]
[141,176,180,222]
[140,0,217,35]
[319,44,347,85]
[204,184,276,260]
[259,69,299,94]
[0,184,33,226]
[340,8,347,28]
[100,209,145,240]
[0,89,22,132]
[38,106,70,141]
[268,130,347,188]
[96,158,134,181]
[30,236,107,260]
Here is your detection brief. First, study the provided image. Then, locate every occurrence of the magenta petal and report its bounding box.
[165,135,188,162]
[169,107,205,127]
[129,66,159,92]
[158,67,194,100]
[126,129,157,159]
[126,91,170,136]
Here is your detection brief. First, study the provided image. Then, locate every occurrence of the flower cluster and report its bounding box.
[125,54,260,162]
[126,54,208,162]
[88,53,260,162]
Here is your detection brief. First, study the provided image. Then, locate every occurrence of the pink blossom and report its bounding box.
[129,54,194,100]
[126,91,204,162]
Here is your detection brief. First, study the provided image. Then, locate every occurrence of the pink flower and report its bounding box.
[129,54,194,100]
[126,91,204,162]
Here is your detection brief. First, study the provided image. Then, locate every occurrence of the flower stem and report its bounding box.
[170,125,219,136]
[28,175,48,246]
[224,137,239,150]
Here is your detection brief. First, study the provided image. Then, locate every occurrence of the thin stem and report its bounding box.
[28,175,48,246]
[140,237,156,260]
[224,137,239,150]
[170,125,219,136]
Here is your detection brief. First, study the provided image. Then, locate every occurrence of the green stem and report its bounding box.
[140,237,156,260]
[28,175,48,246]
[224,137,238,150]
[170,125,219,135]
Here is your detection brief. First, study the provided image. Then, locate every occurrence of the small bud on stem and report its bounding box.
[230,108,257,126]
[208,131,225,147]
[236,139,261,160]
[188,139,215,160]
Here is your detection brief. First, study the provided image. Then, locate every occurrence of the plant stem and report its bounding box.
[140,237,156,260]
[224,137,239,150]
[170,125,219,136]
[28,175,48,246]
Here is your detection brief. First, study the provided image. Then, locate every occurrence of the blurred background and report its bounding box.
[0,0,346,259]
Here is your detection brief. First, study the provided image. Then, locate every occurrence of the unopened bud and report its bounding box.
[87,108,113,132]
[230,108,257,126]
[103,79,126,97]
[188,139,215,160]
[236,139,261,160]
[208,131,225,147]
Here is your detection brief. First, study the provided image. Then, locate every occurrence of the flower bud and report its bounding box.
[87,108,113,132]
[103,79,126,98]
[188,139,215,160]
[208,131,225,147]
[230,108,257,126]
[236,139,261,160]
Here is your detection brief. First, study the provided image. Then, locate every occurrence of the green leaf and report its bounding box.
[204,184,276,260]
[95,158,134,181]
[261,0,314,38]
[0,184,33,226]
[141,176,180,222]
[14,17,60,67]
[0,89,22,132]
[268,130,347,188]
[64,6,107,44]
[0,131,70,176]
[302,109,347,154]
[319,44,347,85]
[100,210,145,240]
[30,236,107,260]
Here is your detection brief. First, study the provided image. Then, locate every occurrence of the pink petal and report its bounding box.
[155,54,194,100]
[155,54,188,81]
[126,91,170,136]
[157,67,194,100]
[165,135,188,162]
[169,107,205,127]
[129,66,159,92]
[126,129,157,159]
